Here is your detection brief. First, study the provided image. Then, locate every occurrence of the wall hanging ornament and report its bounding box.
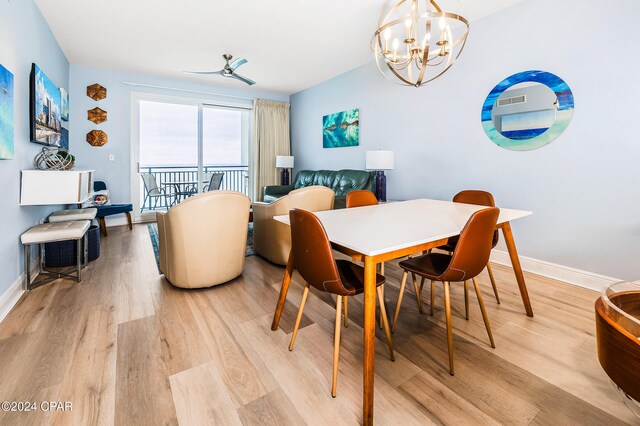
[86,83,107,101]
[88,107,107,124]
[481,70,574,151]
[33,146,75,170]
[86,130,108,147]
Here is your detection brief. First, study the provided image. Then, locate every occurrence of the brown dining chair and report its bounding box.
[345,190,387,329]
[287,208,395,397]
[392,207,499,375]
[439,190,501,304]
[346,189,379,208]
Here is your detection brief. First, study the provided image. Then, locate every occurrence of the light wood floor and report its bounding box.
[0,224,636,425]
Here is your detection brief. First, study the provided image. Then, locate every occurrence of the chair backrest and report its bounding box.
[286,186,335,211]
[453,190,499,248]
[289,209,350,296]
[447,207,500,280]
[346,190,378,208]
[160,190,251,288]
[208,173,224,191]
[141,174,162,196]
[94,181,107,191]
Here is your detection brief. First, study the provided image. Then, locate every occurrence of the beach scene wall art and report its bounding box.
[30,63,63,146]
[323,108,359,148]
[481,70,574,151]
[0,64,14,160]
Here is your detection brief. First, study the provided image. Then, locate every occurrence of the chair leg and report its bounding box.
[378,284,384,329]
[392,271,408,333]
[486,262,500,304]
[464,280,470,320]
[98,217,107,237]
[378,262,385,329]
[443,281,454,375]
[126,211,133,230]
[343,296,349,328]
[288,284,310,351]
[332,296,343,398]
[430,280,435,316]
[377,287,395,361]
[411,273,423,314]
[472,277,495,348]
[24,245,31,291]
[141,194,148,213]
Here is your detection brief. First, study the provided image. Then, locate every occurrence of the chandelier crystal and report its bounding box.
[372,0,469,87]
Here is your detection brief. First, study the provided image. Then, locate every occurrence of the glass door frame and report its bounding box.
[130,92,253,222]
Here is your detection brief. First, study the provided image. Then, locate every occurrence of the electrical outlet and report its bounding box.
[108,154,115,161]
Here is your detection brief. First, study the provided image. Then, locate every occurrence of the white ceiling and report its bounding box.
[34,0,525,95]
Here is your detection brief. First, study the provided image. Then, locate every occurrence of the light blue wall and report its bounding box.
[291,0,640,279]
[0,1,69,293]
[69,65,289,204]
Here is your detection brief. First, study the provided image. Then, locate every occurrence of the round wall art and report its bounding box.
[481,70,574,151]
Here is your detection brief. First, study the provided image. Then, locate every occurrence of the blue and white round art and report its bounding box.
[481,70,574,151]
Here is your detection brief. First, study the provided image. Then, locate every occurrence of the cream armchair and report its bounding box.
[252,186,335,265]
[157,190,251,289]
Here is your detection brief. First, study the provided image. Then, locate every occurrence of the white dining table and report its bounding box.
[270,198,532,425]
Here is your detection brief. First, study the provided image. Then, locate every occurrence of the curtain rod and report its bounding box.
[121,81,255,102]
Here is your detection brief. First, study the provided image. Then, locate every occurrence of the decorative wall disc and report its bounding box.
[86,130,108,146]
[88,107,107,124]
[86,83,107,101]
[481,70,574,151]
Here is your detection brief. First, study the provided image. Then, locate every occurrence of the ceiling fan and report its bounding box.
[183,54,256,86]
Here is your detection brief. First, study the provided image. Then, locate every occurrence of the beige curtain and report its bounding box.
[251,99,291,201]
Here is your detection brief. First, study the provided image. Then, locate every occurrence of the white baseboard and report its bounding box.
[490,250,620,292]
[0,258,39,324]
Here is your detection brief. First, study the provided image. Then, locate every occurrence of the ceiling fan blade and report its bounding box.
[229,58,248,71]
[231,73,256,86]
[182,70,224,75]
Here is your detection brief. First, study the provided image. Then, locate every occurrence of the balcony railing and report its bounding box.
[139,165,249,212]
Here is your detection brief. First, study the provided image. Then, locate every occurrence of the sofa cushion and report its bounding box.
[333,170,372,195]
[293,170,317,189]
[313,170,337,188]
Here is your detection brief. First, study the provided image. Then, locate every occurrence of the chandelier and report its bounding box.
[371,0,469,87]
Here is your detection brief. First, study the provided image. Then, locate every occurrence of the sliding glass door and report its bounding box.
[202,105,250,194]
[132,94,251,221]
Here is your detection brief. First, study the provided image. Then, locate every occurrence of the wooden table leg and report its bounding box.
[363,256,376,425]
[271,251,295,331]
[501,222,534,317]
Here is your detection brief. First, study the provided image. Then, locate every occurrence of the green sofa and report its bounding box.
[263,169,375,209]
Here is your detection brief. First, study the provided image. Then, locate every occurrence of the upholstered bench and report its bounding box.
[21,220,91,290]
[95,204,133,236]
[47,208,100,267]
[48,208,97,222]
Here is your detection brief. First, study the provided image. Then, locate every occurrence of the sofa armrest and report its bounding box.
[264,184,294,199]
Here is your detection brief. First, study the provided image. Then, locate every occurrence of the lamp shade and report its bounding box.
[366,150,394,170]
[276,155,294,168]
